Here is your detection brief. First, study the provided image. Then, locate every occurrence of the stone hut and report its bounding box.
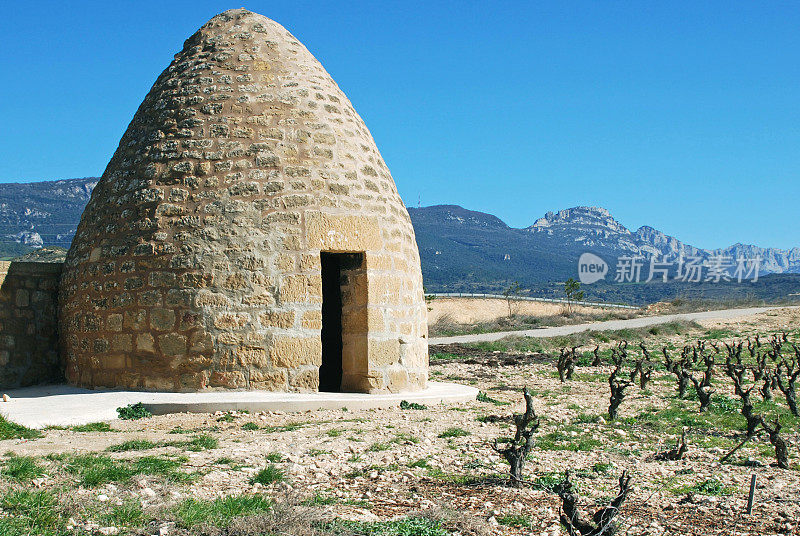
[58,9,428,393]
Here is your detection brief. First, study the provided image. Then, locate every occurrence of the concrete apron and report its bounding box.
[0,382,479,429]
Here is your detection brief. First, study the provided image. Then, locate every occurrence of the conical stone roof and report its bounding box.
[59,9,428,392]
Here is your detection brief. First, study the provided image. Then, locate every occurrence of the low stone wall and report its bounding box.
[0,261,63,389]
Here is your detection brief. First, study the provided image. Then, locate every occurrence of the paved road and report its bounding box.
[429,306,794,345]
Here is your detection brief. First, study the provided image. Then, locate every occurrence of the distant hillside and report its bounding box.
[0,177,97,258]
[1,178,798,305]
[408,204,800,304]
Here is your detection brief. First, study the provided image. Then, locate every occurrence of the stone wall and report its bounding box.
[0,261,63,389]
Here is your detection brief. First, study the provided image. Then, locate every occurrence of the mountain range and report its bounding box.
[2,178,799,305]
[409,204,800,291]
[0,177,97,257]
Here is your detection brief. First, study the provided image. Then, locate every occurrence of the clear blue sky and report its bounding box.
[1,1,798,249]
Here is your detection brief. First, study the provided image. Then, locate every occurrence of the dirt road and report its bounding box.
[429,306,794,344]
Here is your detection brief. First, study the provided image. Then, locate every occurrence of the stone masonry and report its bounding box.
[58,9,428,393]
[0,261,63,388]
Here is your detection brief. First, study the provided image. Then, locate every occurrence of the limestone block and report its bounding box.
[136,333,156,354]
[289,367,320,391]
[259,311,295,329]
[150,308,176,331]
[368,338,400,367]
[305,212,382,251]
[278,274,321,304]
[270,336,322,369]
[158,333,187,356]
[385,365,409,393]
[301,310,322,330]
[235,345,269,367]
[209,371,247,389]
[250,368,288,390]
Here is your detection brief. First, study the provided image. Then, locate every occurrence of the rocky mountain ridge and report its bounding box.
[0,177,97,257]
[1,178,798,280]
[526,205,800,274]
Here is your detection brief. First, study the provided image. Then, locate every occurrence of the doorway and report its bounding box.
[319,252,364,392]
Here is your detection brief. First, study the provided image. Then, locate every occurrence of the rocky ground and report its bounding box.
[1,308,799,535]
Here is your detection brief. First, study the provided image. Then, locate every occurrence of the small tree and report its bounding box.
[564,278,584,313]
[503,281,523,319]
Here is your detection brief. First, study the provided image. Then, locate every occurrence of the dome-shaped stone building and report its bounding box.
[59,9,428,393]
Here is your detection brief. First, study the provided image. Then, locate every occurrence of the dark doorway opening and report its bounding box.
[319,252,363,392]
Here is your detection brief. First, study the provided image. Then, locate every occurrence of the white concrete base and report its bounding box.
[0,382,479,429]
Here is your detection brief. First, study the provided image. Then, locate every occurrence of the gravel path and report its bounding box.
[429,306,794,345]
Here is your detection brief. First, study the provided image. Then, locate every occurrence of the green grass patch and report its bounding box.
[64,453,191,487]
[438,427,471,438]
[400,400,427,410]
[429,352,461,361]
[262,422,305,433]
[0,415,41,440]
[476,391,509,406]
[537,430,602,452]
[531,472,570,493]
[251,464,284,485]
[497,514,533,528]
[71,422,114,432]
[302,493,339,506]
[101,499,146,527]
[174,495,274,528]
[264,452,282,463]
[242,422,260,431]
[0,489,61,534]
[182,434,219,451]
[322,516,450,535]
[107,439,161,452]
[1,455,45,481]
[591,462,612,474]
[574,413,602,424]
[671,477,735,496]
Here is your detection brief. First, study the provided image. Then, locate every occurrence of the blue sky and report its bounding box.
[1,1,798,249]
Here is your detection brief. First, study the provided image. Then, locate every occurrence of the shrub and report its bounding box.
[400,400,427,410]
[116,402,152,420]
